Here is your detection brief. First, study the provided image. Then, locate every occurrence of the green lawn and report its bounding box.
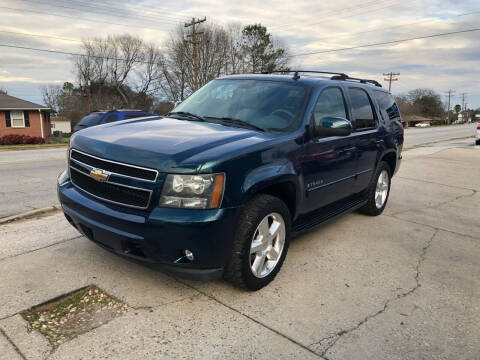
[0,142,68,151]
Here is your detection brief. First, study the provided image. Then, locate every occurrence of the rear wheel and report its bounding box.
[359,161,391,216]
[224,194,291,290]
[476,139,480,146]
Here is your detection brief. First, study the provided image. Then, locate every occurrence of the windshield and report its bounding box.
[77,113,105,127]
[174,79,308,131]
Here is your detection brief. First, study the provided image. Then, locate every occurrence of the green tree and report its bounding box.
[241,24,289,73]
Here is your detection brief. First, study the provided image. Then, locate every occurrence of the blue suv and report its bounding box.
[73,109,156,132]
[58,71,404,290]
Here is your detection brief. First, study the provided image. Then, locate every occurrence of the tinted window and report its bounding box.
[348,88,376,130]
[174,79,308,131]
[104,114,119,123]
[77,113,105,127]
[373,90,401,122]
[313,87,348,127]
[124,113,146,119]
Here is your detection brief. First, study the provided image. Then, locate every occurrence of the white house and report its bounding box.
[50,117,71,133]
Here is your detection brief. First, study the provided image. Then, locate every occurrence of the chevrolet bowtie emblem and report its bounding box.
[89,169,110,182]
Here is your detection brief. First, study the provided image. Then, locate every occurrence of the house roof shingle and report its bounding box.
[0,94,50,110]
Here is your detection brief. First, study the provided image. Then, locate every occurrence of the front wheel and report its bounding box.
[224,194,291,290]
[359,161,391,216]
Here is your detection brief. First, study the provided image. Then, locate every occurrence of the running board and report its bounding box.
[292,195,367,235]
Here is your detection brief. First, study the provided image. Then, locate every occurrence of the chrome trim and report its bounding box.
[69,167,153,210]
[70,148,159,183]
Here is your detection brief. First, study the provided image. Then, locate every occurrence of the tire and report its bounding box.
[224,194,291,291]
[358,161,391,216]
[476,139,480,146]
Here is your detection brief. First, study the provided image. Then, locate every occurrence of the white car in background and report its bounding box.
[415,122,430,128]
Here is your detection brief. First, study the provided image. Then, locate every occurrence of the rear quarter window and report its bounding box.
[348,87,376,131]
[373,91,401,122]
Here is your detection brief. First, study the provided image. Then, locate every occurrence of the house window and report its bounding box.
[11,111,25,128]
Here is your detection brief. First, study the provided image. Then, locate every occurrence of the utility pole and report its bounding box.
[445,89,455,124]
[461,93,467,112]
[185,17,206,91]
[383,72,400,92]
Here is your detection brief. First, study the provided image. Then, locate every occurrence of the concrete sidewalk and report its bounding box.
[1,139,479,359]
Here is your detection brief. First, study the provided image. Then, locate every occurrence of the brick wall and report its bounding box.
[0,111,51,139]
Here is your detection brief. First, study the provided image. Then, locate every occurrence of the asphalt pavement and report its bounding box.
[0,138,478,359]
[0,123,476,219]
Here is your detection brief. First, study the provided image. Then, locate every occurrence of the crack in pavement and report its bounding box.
[310,229,439,359]
[0,327,27,360]
[391,188,477,217]
[175,279,324,358]
[396,176,477,192]
[0,235,83,262]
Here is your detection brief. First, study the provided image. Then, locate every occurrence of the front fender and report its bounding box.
[241,161,300,216]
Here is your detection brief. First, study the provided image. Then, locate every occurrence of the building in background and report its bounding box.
[51,116,72,133]
[0,94,51,139]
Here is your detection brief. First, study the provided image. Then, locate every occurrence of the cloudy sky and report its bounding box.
[1,0,479,108]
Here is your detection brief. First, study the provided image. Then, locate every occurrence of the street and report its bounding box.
[0,123,476,219]
[0,138,478,359]
[403,123,476,148]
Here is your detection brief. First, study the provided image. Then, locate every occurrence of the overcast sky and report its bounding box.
[0,0,479,108]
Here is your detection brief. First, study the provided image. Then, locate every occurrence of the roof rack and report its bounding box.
[261,70,382,87]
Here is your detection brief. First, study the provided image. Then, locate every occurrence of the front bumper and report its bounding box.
[58,182,241,280]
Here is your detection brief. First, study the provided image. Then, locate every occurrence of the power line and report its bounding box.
[0,43,161,65]
[272,0,413,33]
[19,0,183,27]
[289,8,480,52]
[289,28,480,57]
[270,0,398,30]
[0,29,83,43]
[0,6,175,31]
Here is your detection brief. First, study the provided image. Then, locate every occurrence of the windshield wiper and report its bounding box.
[166,111,205,122]
[204,116,265,132]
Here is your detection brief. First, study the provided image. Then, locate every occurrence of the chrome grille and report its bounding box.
[70,149,158,182]
[69,149,157,209]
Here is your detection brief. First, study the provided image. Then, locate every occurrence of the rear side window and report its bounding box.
[373,91,401,122]
[348,88,376,131]
[313,87,348,126]
[77,113,104,127]
[124,113,146,119]
[104,114,119,123]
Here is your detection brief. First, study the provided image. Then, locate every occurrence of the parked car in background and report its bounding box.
[58,71,404,290]
[476,123,480,145]
[415,122,430,127]
[73,110,156,132]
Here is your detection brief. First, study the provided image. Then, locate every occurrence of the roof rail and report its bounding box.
[261,70,347,80]
[330,74,382,87]
[261,70,382,87]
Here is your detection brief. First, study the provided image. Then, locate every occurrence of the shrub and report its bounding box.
[0,134,45,145]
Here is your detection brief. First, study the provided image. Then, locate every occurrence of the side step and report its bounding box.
[292,195,367,235]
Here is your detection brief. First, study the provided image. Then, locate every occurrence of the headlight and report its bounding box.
[159,173,225,209]
[57,169,70,186]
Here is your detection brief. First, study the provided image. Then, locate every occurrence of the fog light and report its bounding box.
[184,249,194,261]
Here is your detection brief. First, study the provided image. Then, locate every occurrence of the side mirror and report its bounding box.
[313,117,352,138]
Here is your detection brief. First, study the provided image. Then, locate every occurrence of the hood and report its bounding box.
[70,116,271,173]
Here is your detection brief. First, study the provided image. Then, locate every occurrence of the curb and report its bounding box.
[0,205,61,225]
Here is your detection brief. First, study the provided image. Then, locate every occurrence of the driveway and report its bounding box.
[0,139,479,359]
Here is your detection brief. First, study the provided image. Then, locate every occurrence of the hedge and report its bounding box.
[0,134,45,145]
